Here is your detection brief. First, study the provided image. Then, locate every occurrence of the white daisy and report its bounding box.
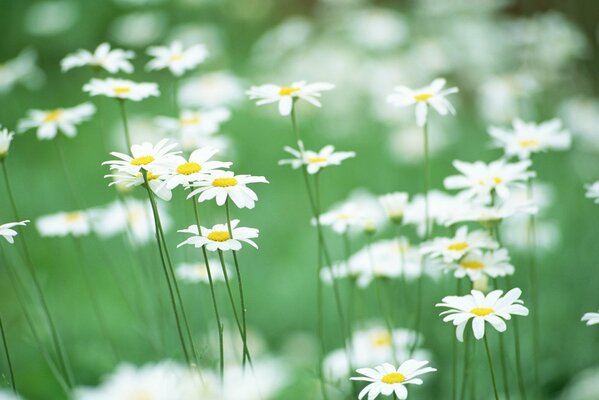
[403,191,469,237]
[177,220,259,252]
[246,81,335,116]
[318,200,363,235]
[146,41,208,76]
[156,108,231,137]
[378,192,409,223]
[36,211,91,237]
[443,201,538,226]
[18,103,96,140]
[159,147,232,190]
[436,288,529,342]
[178,71,244,108]
[61,42,135,74]
[489,118,571,159]
[0,126,15,159]
[187,170,268,209]
[585,181,599,203]
[83,78,159,101]
[581,311,599,326]
[387,78,459,127]
[350,361,436,400]
[279,143,355,174]
[444,158,535,204]
[448,249,514,281]
[420,226,498,263]
[0,220,29,244]
[176,261,225,284]
[105,169,173,201]
[103,139,180,175]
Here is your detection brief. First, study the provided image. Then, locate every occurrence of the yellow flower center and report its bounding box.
[132,390,152,400]
[447,242,469,251]
[180,115,201,126]
[147,171,160,181]
[307,157,327,163]
[112,86,131,94]
[176,162,202,175]
[381,372,406,384]
[207,231,230,242]
[471,307,494,316]
[65,213,82,222]
[169,53,183,61]
[44,110,63,123]
[492,176,503,185]
[414,93,433,102]
[518,138,539,148]
[130,156,155,166]
[278,86,300,96]
[212,177,238,187]
[460,260,484,270]
[372,332,392,347]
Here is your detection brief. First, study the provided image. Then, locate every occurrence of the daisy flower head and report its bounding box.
[449,249,515,282]
[146,41,209,76]
[177,220,259,252]
[585,181,599,203]
[444,158,535,204]
[105,168,173,201]
[387,78,459,127]
[160,146,232,190]
[83,78,159,101]
[437,288,529,342]
[351,361,436,400]
[187,170,268,209]
[176,261,226,284]
[156,107,231,137]
[0,220,29,244]
[103,138,180,175]
[279,142,355,174]
[18,103,96,140]
[489,118,571,159]
[420,226,498,263]
[246,81,335,116]
[443,200,538,227]
[36,211,91,237]
[379,192,409,223]
[61,42,135,74]
[581,311,599,326]
[318,200,362,235]
[0,126,15,160]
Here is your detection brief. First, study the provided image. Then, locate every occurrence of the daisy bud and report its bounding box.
[0,127,15,160]
[473,275,489,292]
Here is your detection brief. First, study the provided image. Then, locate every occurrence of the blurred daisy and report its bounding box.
[246,81,335,116]
[103,139,180,175]
[83,78,159,101]
[18,103,96,140]
[0,221,29,244]
[36,211,90,237]
[436,288,529,341]
[177,220,259,252]
[279,143,355,174]
[444,159,535,204]
[187,170,268,209]
[176,261,225,284]
[156,108,231,137]
[387,78,458,127]
[178,71,244,108]
[350,361,436,400]
[318,201,362,235]
[585,181,599,203]
[146,41,208,76]
[489,118,571,159]
[0,126,15,159]
[160,147,231,190]
[449,249,514,281]
[421,226,497,263]
[0,49,44,94]
[581,311,599,326]
[61,42,134,74]
[443,201,538,226]
[105,169,173,201]
[379,192,409,223]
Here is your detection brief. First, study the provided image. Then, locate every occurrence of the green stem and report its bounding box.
[0,313,16,392]
[484,335,500,400]
[173,76,181,118]
[452,279,462,400]
[118,99,132,150]
[526,179,540,395]
[460,330,471,399]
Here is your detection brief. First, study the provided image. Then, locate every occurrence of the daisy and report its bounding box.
[448,249,515,281]
[443,201,538,226]
[36,211,91,237]
[18,103,96,140]
[156,108,231,137]
[379,192,409,223]
[187,170,268,209]
[176,261,226,284]
[146,41,208,76]
[105,169,173,201]
[103,139,180,175]
[420,226,498,263]
[61,42,134,74]
[159,147,232,190]
[83,78,159,102]
[0,221,29,244]
[318,200,363,235]
[0,126,14,159]
[585,181,599,203]
[279,143,355,174]
[246,81,335,116]
[387,78,459,127]
[581,311,599,326]
[444,158,535,204]
[350,361,436,400]
[489,118,571,159]
[436,288,529,341]
[177,220,259,252]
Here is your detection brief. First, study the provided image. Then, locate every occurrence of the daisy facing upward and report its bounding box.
[246,81,335,116]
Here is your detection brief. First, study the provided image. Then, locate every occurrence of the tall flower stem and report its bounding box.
[0,313,16,392]
[1,160,74,387]
[173,77,181,118]
[483,335,500,400]
[460,331,471,399]
[526,178,540,395]
[118,100,132,150]
[452,279,462,400]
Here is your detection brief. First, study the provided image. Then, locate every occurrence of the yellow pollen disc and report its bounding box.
[447,242,469,251]
[518,138,539,148]
[147,171,160,181]
[130,155,155,166]
[278,86,300,96]
[176,162,202,175]
[180,115,201,126]
[460,260,484,270]
[65,213,81,222]
[381,372,406,384]
[414,93,433,101]
[372,332,392,347]
[207,231,230,242]
[471,307,494,316]
[212,177,238,187]
[169,53,183,61]
[307,157,327,163]
[112,86,131,94]
[493,176,503,185]
[44,110,63,123]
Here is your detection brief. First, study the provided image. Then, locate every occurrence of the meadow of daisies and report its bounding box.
[1,1,599,399]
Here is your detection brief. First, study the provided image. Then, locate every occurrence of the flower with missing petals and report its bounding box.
[61,43,134,74]
[246,81,335,116]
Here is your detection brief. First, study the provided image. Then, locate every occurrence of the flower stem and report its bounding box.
[484,335,500,400]
[118,99,132,149]
[526,179,540,395]
[460,331,471,399]
[0,313,16,392]
[452,279,462,400]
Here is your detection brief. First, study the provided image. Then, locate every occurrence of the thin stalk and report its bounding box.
[460,331,471,399]
[54,138,85,208]
[118,99,132,150]
[394,224,410,310]
[484,335,500,400]
[526,179,540,395]
[452,279,462,400]
[0,313,16,392]
[173,77,181,118]
[316,235,328,400]
[497,327,511,400]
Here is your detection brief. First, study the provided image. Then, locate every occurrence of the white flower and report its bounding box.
[444,159,535,204]
[83,78,159,101]
[246,81,335,116]
[378,192,409,223]
[0,389,23,400]
[581,311,599,326]
[279,143,355,174]
[36,211,90,237]
[105,169,173,201]
[489,118,571,159]
[436,288,529,342]
[159,147,231,190]
[0,126,15,159]
[18,103,96,140]
[177,220,259,252]
[351,361,436,400]
[448,249,514,281]
[187,171,268,209]
[403,191,469,237]
[176,261,226,284]
[585,181,599,203]
[61,42,135,74]
[156,108,231,137]
[178,71,244,108]
[420,226,498,263]
[387,78,458,127]
[146,41,208,76]
[443,200,538,226]
[0,221,29,244]
[0,49,44,95]
[103,139,180,175]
